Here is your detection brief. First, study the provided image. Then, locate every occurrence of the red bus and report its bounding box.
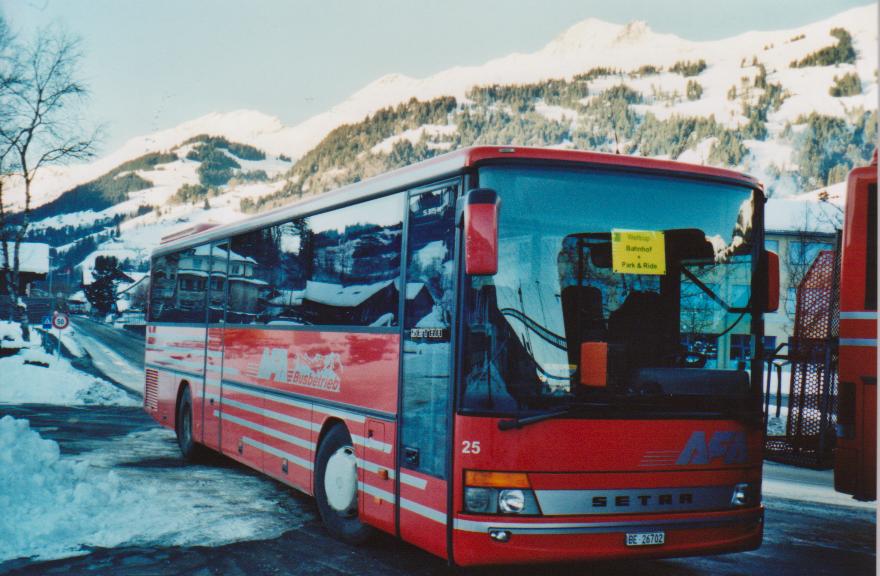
[834,153,877,501]
[144,146,778,566]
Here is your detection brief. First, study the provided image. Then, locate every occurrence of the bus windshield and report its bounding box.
[461,165,759,418]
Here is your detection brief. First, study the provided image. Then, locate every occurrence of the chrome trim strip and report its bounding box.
[453,512,761,535]
[534,486,734,515]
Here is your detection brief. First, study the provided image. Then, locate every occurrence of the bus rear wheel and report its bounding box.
[315,424,373,544]
[176,385,206,462]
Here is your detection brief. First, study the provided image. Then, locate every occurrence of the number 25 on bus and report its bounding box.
[144,146,779,567]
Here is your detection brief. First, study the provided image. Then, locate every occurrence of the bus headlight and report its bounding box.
[463,471,541,515]
[464,487,494,513]
[498,489,525,513]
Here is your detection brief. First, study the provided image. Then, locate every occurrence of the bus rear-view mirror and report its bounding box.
[464,189,500,276]
[762,250,780,313]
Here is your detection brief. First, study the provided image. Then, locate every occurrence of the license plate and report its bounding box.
[625,531,665,546]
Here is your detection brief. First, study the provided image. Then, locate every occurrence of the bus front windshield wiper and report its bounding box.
[497,402,610,431]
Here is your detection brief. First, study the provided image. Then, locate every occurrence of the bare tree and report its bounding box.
[0,24,95,337]
[782,203,838,325]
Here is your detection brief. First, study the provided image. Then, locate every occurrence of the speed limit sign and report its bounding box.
[52,312,70,330]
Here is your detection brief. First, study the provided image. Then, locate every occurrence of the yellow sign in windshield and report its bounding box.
[611,229,666,275]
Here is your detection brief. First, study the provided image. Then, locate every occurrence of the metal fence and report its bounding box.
[764,249,840,468]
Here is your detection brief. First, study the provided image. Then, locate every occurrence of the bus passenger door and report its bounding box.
[398,182,457,558]
[201,241,229,451]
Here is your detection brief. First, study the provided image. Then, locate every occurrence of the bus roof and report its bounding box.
[155,145,760,257]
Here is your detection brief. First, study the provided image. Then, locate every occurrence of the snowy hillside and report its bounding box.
[7,3,877,279]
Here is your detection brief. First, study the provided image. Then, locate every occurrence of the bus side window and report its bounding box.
[149,251,183,322]
[401,184,456,478]
[304,193,404,327]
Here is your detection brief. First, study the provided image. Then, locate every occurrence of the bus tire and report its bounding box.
[176,385,206,462]
[315,424,373,544]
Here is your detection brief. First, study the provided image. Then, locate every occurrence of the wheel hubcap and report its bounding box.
[324,446,357,516]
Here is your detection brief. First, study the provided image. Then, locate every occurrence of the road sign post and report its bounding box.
[52,312,69,359]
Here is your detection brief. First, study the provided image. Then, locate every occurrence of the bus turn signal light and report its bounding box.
[465,470,531,488]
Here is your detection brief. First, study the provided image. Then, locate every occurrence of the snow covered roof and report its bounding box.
[191,244,256,264]
[67,290,86,303]
[118,275,148,295]
[405,282,429,300]
[765,184,845,234]
[305,280,394,307]
[229,275,267,286]
[1,243,50,275]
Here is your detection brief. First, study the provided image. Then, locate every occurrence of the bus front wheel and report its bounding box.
[315,424,373,544]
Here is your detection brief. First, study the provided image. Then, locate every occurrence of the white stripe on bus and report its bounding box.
[840,311,878,320]
[359,484,446,524]
[220,379,368,424]
[352,433,393,454]
[241,437,313,471]
[147,343,223,357]
[399,472,428,490]
[356,458,395,479]
[209,395,393,462]
[400,498,446,524]
[217,410,315,451]
[209,393,313,431]
[840,338,877,347]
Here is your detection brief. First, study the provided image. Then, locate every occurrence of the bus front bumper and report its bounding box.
[452,506,763,567]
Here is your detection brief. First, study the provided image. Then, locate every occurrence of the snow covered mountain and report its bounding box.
[6,3,877,279]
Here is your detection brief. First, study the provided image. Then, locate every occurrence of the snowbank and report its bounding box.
[0,321,26,351]
[0,417,298,563]
[0,354,137,406]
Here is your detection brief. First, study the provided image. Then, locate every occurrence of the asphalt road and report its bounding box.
[0,404,874,576]
[70,316,146,369]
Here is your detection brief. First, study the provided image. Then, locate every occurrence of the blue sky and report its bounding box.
[1,0,872,154]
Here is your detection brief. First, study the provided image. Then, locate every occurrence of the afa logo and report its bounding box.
[675,431,748,465]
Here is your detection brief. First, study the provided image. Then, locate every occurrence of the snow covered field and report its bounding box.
[0,352,137,406]
[0,416,302,564]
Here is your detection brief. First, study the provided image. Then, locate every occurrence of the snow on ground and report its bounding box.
[762,461,877,511]
[0,416,301,564]
[0,321,27,351]
[0,353,137,406]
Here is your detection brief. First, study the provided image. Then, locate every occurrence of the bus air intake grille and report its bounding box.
[145,369,159,411]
